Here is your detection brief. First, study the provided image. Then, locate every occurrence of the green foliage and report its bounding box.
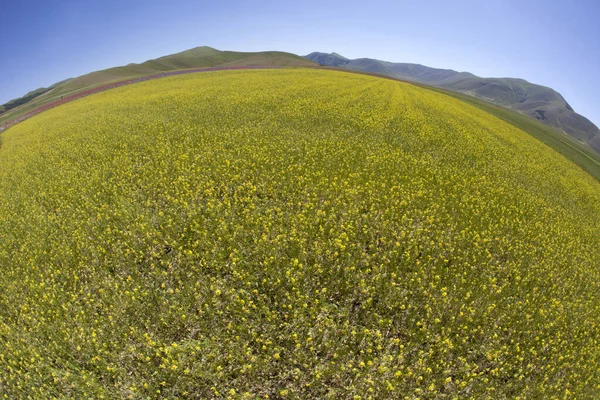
[1,69,599,398]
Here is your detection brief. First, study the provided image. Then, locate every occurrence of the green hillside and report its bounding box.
[0,87,51,114]
[0,47,315,126]
[1,69,599,398]
[56,47,314,95]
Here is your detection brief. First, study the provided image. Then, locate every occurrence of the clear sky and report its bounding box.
[1,0,599,126]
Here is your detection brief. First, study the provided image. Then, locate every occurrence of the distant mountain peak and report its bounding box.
[330,52,349,60]
[305,52,350,67]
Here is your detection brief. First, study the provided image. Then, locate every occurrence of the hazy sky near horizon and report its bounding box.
[1,0,599,126]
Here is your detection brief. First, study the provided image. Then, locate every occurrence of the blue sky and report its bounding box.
[1,0,599,126]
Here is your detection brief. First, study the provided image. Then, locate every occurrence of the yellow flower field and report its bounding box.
[0,69,599,398]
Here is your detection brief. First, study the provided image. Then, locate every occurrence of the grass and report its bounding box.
[1,69,600,398]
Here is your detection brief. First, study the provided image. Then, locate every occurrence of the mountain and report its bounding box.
[305,51,349,67]
[0,47,316,126]
[306,52,600,144]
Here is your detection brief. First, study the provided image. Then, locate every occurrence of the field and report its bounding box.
[1,69,599,398]
[0,67,282,132]
[320,67,600,181]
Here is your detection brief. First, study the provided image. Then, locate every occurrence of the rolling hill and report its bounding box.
[57,46,315,95]
[0,47,315,126]
[305,52,600,145]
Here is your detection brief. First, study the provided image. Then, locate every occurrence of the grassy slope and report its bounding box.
[0,79,74,125]
[0,47,315,126]
[1,69,599,398]
[0,87,51,114]
[437,77,600,142]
